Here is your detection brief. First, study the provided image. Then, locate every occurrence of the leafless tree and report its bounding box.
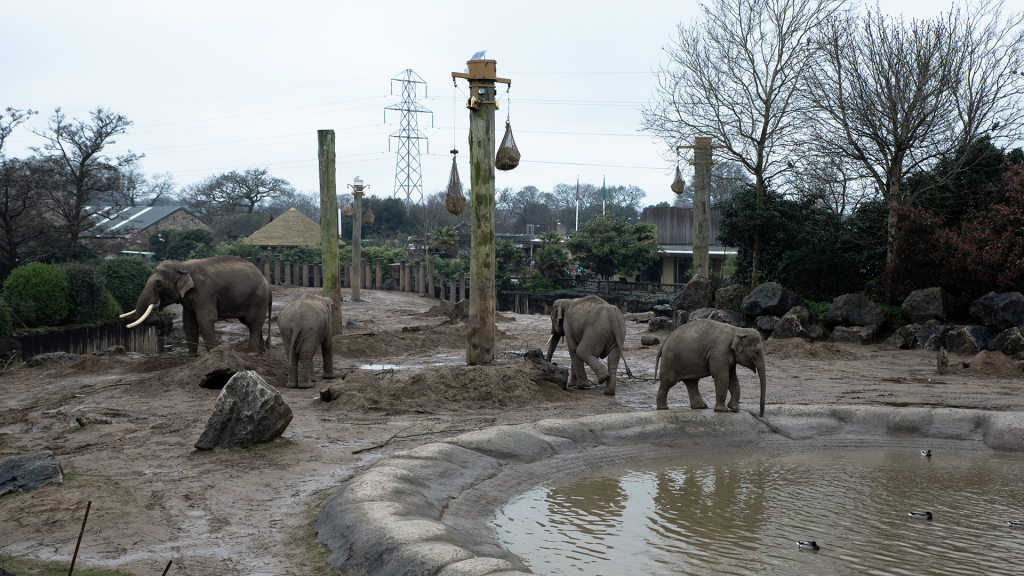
[673,161,753,208]
[177,167,295,222]
[643,0,845,285]
[0,108,36,154]
[803,1,1024,263]
[30,107,141,262]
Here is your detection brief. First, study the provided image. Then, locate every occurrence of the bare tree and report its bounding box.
[643,0,845,285]
[1,108,36,154]
[804,1,1024,263]
[31,107,141,262]
[674,161,753,208]
[177,167,295,223]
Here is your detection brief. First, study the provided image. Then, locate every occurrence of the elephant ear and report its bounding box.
[556,304,564,322]
[176,271,195,298]
[731,334,748,358]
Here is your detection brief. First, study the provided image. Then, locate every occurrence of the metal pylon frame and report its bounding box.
[385,69,432,203]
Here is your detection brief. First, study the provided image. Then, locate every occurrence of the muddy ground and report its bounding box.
[2,286,1022,576]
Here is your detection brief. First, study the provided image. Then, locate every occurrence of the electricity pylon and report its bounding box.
[385,69,432,203]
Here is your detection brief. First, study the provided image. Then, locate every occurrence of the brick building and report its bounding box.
[86,206,214,255]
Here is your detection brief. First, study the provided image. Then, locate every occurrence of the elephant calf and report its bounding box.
[654,319,766,416]
[545,295,633,395]
[278,294,336,389]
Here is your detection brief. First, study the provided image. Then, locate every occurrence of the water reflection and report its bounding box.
[493,451,1024,575]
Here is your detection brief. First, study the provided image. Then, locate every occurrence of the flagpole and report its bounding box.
[602,176,606,215]
[575,176,579,231]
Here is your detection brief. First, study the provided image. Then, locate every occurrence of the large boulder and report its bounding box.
[648,317,673,332]
[901,287,954,324]
[688,308,745,328]
[827,325,876,345]
[992,328,1024,358]
[945,326,995,356]
[671,275,714,312]
[969,292,1024,332]
[824,294,886,328]
[883,324,919,349]
[769,306,822,341]
[914,320,954,351]
[652,304,673,317]
[195,371,293,451]
[715,284,747,312]
[741,282,807,318]
[756,315,780,332]
[688,307,716,322]
[1,451,63,497]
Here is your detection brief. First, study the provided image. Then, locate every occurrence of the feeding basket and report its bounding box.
[445,156,467,215]
[495,119,521,171]
[671,164,686,195]
[341,200,354,218]
[363,201,375,226]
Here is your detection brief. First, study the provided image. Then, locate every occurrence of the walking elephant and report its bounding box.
[545,295,633,395]
[122,255,272,354]
[654,319,766,416]
[278,293,335,388]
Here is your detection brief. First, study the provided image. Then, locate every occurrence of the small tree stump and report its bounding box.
[937,347,949,374]
[524,348,569,390]
[641,335,661,346]
[319,386,335,402]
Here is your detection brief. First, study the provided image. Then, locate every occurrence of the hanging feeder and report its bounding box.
[341,200,354,218]
[495,118,521,171]
[444,154,467,215]
[363,201,375,226]
[671,163,686,195]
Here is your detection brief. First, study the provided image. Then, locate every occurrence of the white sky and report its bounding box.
[3,0,942,209]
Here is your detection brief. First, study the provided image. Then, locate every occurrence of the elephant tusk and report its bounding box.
[119,311,136,318]
[546,334,554,346]
[126,304,154,328]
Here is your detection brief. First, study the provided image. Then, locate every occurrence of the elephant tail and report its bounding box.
[654,344,662,381]
[614,322,633,379]
[265,291,273,350]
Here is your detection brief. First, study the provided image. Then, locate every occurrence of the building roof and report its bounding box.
[642,206,725,246]
[245,208,346,247]
[86,206,204,237]
[227,213,273,237]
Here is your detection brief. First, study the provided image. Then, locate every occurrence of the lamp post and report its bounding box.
[346,177,368,302]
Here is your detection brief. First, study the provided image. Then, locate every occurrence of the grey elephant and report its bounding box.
[278,293,335,388]
[654,319,766,416]
[123,255,271,354]
[545,295,633,395]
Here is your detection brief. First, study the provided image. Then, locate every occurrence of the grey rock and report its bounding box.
[756,315,780,332]
[883,325,919,349]
[992,328,1024,357]
[672,309,688,330]
[901,287,954,324]
[345,318,360,328]
[969,292,1024,332]
[715,284,747,312]
[91,346,127,357]
[652,304,673,317]
[825,294,886,328]
[915,320,954,351]
[383,278,397,291]
[648,317,673,332]
[945,325,995,356]
[22,352,79,367]
[670,275,714,312]
[709,309,746,328]
[195,371,293,451]
[688,308,716,322]
[741,282,807,318]
[769,306,820,341]
[1,451,63,496]
[807,324,825,341]
[827,325,876,345]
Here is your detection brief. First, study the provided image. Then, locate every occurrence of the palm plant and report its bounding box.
[539,231,562,246]
[429,226,459,257]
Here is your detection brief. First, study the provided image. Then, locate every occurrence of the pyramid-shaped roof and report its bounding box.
[245,208,346,247]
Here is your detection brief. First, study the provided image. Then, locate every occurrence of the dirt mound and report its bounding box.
[326,362,567,414]
[132,342,289,393]
[57,354,125,375]
[764,339,860,361]
[420,302,459,318]
[951,351,1024,379]
[338,324,513,359]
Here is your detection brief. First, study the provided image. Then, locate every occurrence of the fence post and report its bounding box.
[375,258,383,290]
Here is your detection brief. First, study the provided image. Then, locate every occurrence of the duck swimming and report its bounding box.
[909,511,933,520]
[921,450,932,457]
[797,541,820,550]
[1008,521,1024,527]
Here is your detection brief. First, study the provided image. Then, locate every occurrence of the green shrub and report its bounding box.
[215,237,265,260]
[0,298,13,339]
[805,300,831,321]
[157,229,214,261]
[877,302,903,325]
[2,263,69,327]
[98,288,123,322]
[61,262,105,325]
[523,272,560,293]
[100,256,153,312]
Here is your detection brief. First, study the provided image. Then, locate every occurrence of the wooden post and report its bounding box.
[375,258,383,290]
[418,262,425,294]
[302,262,309,287]
[460,273,466,302]
[350,185,363,302]
[451,273,458,303]
[292,257,299,285]
[344,258,351,288]
[319,130,343,334]
[363,260,370,289]
[399,259,407,292]
[284,260,291,286]
[677,136,717,280]
[263,261,271,283]
[314,263,321,288]
[274,254,282,285]
[440,270,447,301]
[426,258,434,297]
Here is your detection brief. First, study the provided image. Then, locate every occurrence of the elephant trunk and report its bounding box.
[545,333,561,362]
[757,357,766,418]
[127,283,161,328]
[127,304,154,328]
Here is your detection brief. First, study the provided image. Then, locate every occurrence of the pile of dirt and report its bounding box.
[338,324,513,359]
[420,302,460,318]
[951,350,1024,379]
[132,342,289,392]
[326,362,568,414]
[763,339,860,361]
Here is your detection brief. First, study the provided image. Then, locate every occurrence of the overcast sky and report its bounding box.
[4,0,945,209]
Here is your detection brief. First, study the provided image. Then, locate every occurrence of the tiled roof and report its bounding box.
[245,208,345,247]
[86,206,198,237]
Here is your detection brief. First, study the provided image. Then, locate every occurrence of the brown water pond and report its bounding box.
[492,450,1024,575]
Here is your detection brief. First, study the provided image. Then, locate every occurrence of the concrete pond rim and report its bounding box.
[314,405,1024,576]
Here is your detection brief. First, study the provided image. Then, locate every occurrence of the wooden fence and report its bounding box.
[14,318,168,360]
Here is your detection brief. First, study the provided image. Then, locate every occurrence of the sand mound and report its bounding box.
[419,302,459,318]
[131,342,289,393]
[338,323,513,359]
[951,350,1024,379]
[764,339,860,361]
[53,354,125,376]
[327,362,567,414]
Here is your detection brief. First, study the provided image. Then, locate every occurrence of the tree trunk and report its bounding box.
[751,173,765,289]
[318,130,343,334]
[467,84,496,365]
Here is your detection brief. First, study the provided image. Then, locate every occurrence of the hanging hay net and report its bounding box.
[495,119,521,171]
[341,200,354,218]
[363,201,374,226]
[671,164,686,195]
[445,156,467,215]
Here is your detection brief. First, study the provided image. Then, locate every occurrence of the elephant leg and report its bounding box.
[243,318,263,354]
[602,347,620,396]
[182,310,200,355]
[684,379,709,410]
[321,337,336,379]
[712,373,730,413]
[566,340,588,389]
[727,368,740,411]
[297,349,316,389]
[656,377,677,410]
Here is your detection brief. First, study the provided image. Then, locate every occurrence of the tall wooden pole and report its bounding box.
[349,180,364,302]
[453,57,510,366]
[692,137,712,279]
[318,130,343,334]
